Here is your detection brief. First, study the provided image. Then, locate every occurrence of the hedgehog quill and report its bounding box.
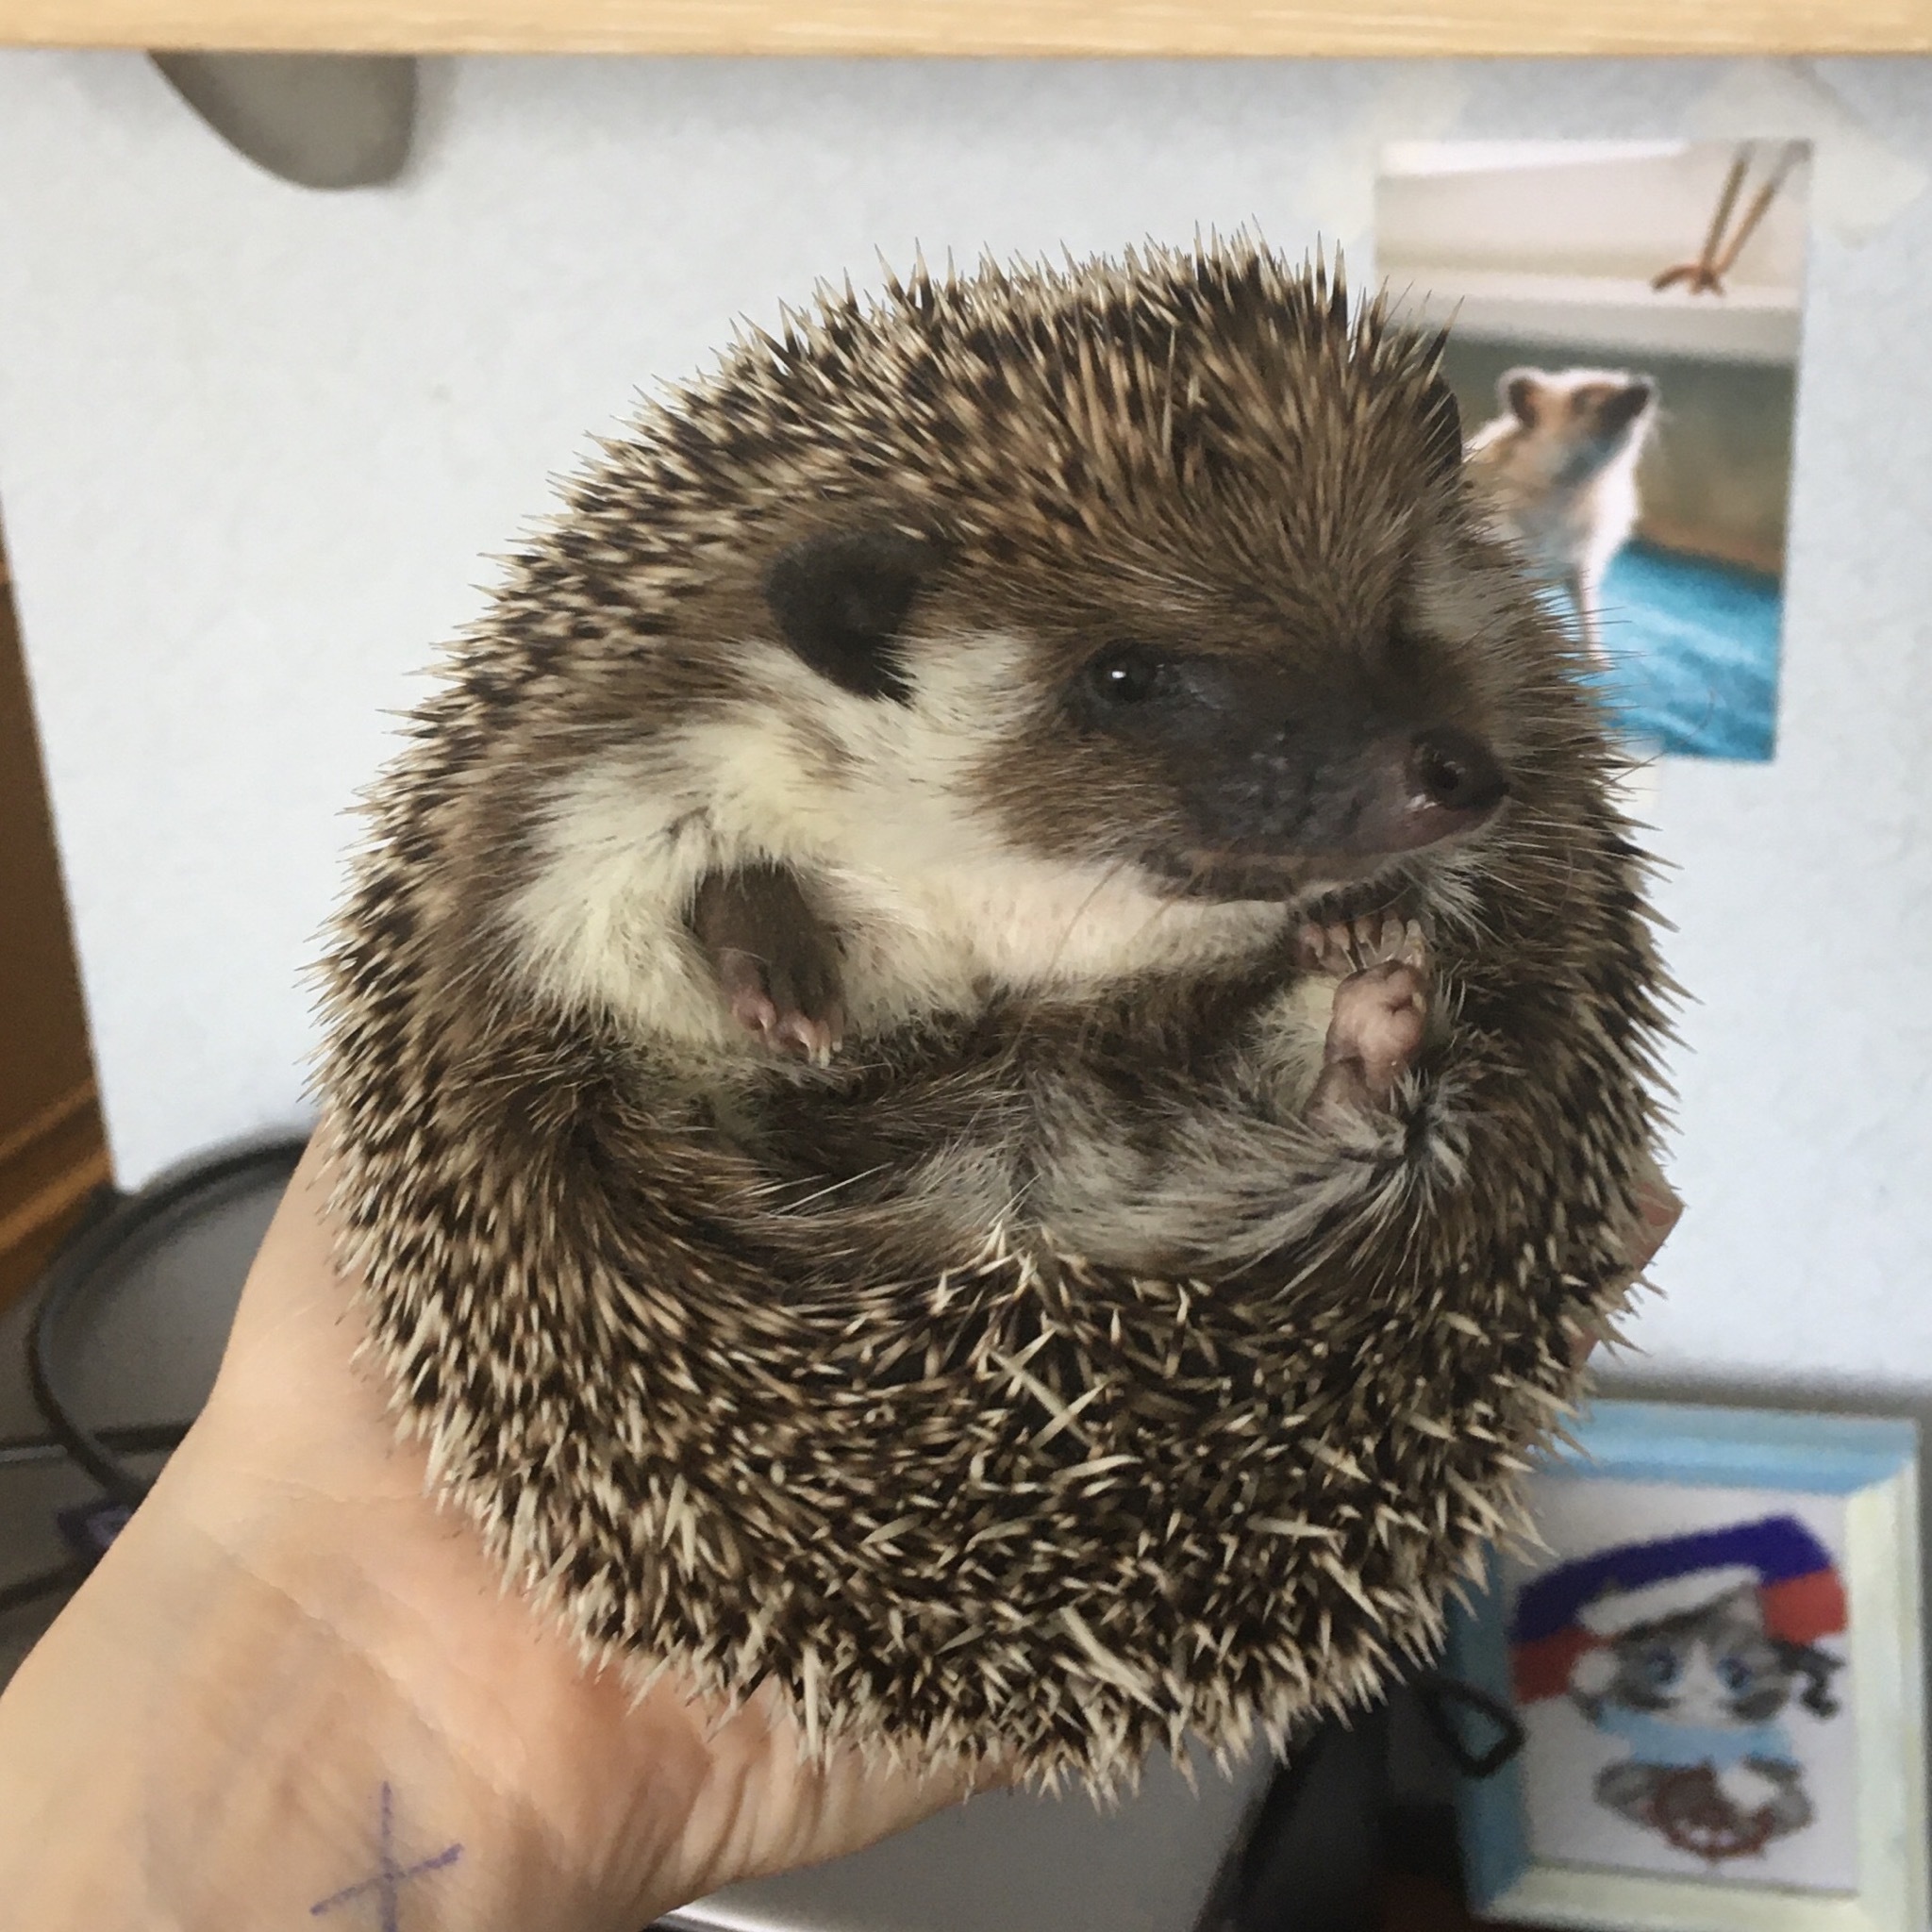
[317,243,1674,1793]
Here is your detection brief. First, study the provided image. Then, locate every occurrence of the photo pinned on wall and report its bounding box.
[1446,1402,1928,1932]
[1376,140,1812,763]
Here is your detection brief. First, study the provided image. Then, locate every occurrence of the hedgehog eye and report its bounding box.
[1087,645,1174,707]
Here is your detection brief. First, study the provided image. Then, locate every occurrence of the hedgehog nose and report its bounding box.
[1397,727,1508,847]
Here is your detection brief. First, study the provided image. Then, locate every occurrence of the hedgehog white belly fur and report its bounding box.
[318,244,1672,1791]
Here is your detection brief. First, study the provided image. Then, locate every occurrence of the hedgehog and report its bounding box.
[316,242,1673,1794]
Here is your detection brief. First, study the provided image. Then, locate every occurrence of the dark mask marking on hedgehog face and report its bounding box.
[958,561,1519,919]
[764,528,934,702]
[842,328,1523,919]
[1070,640,1507,874]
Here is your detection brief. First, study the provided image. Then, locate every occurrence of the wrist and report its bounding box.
[0,1393,710,1932]
[0,1141,720,1932]
[0,1143,973,1929]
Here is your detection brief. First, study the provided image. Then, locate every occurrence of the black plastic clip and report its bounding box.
[1410,1670,1524,1781]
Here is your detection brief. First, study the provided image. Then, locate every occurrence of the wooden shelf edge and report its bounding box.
[0,1078,97,1176]
[0,1,1927,58]
[0,1143,110,1261]
[0,1075,111,1268]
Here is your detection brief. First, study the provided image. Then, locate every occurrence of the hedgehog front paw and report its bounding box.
[712,945,844,1063]
[691,863,846,1066]
[1297,914,1429,1121]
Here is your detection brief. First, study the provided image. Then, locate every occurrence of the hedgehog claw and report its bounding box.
[692,863,846,1065]
[715,948,843,1064]
[772,1007,841,1067]
[726,978,781,1040]
[1296,910,1427,983]
[1301,914,1431,1123]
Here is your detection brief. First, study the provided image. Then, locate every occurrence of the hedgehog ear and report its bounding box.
[1501,369,1542,425]
[764,529,933,704]
[1420,375,1464,480]
[1602,376,1657,435]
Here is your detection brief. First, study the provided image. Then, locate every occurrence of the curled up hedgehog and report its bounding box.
[317,242,1674,1793]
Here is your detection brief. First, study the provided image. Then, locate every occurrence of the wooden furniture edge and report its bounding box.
[0,1078,111,1274]
[0,0,1926,58]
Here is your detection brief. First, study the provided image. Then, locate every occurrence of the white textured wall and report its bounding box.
[0,51,1928,1387]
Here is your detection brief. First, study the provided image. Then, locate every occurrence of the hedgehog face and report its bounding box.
[1499,366,1657,486]
[762,508,1521,923]
[503,257,1584,1041]
[986,586,1514,909]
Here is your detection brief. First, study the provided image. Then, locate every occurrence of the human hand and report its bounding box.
[0,1138,978,1932]
[0,1131,1680,1930]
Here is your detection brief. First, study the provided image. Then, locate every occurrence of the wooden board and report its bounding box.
[0,0,1926,59]
[0,535,110,1314]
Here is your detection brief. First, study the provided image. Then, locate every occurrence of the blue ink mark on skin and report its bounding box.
[310,1783,462,1931]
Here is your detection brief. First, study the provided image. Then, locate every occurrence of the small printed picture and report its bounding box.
[1505,1482,1855,1887]
[1376,140,1812,762]
[1446,1402,1928,1932]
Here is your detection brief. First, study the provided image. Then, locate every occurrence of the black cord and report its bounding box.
[0,1135,308,1630]
[26,1135,308,1507]
[0,1420,190,1469]
[0,1556,94,1619]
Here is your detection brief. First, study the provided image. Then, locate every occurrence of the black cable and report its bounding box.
[0,1556,93,1619]
[0,1135,307,1631]
[25,1133,309,1507]
[0,1420,190,1469]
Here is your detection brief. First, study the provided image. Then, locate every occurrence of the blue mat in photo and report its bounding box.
[1579,541,1782,762]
